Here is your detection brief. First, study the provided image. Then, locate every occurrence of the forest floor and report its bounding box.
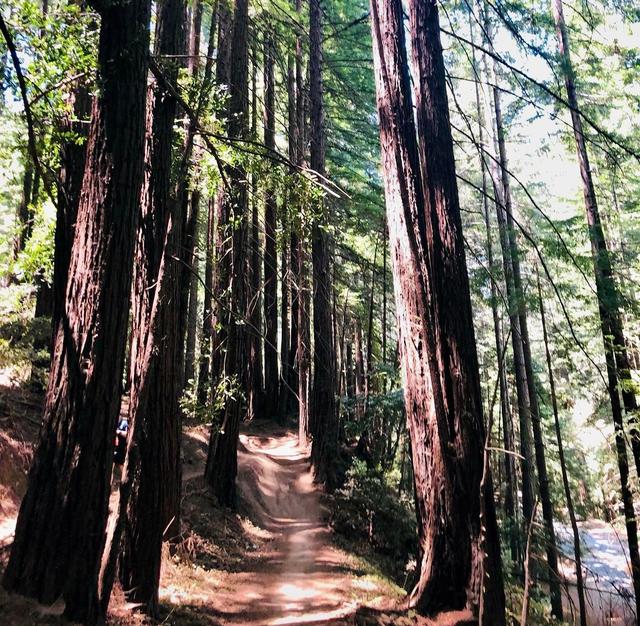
[0,380,433,625]
[2,378,635,625]
[156,419,410,626]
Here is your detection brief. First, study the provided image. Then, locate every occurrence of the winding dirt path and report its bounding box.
[203,423,388,625]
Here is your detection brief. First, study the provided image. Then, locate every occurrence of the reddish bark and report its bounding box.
[263,31,279,418]
[108,0,186,614]
[309,0,338,486]
[205,0,250,506]
[369,0,505,619]
[295,0,311,445]
[2,1,152,622]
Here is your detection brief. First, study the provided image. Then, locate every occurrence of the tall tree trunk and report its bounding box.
[183,252,198,387]
[298,233,311,445]
[381,223,387,371]
[498,103,562,613]
[552,0,640,609]
[278,209,291,420]
[487,39,562,613]
[469,21,518,561]
[481,36,537,530]
[103,0,187,615]
[537,269,587,626]
[181,0,208,390]
[248,33,263,420]
[366,234,379,398]
[295,0,311,446]
[210,1,233,381]
[288,196,300,419]
[205,0,250,507]
[263,30,279,419]
[197,196,215,406]
[176,0,208,395]
[309,0,338,486]
[34,80,91,369]
[370,0,506,619]
[2,1,152,622]
[354,319,365,420]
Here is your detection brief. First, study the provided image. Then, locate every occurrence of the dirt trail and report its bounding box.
[191,422,389,625]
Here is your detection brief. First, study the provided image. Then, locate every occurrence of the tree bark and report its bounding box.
[197,196,215,406]
[370,0,506,619]
[205,0,250,507]
[248,33,263,420]
[263,30,279,419]
[2,1,152,622]
[295,0,311,446]
[102,0,187,615]
[209,0,233,381]
[309,0,338,487]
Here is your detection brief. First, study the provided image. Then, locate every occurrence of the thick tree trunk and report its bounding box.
[2,1,151,622]
[205,0,250,507]
[309,0,338,486]
[54,83,90,323]
[248,35,263,420]
[295,0,311,446]
[102,0,187,615]
[263,31,279,419]
[32,81,91,373]
[552,0,640,610]
[55,100,85,323]
[370,0,505,619]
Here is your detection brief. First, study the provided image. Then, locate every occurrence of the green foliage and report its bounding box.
[0,284,49,384]
[180,371,244,424]
[330,458,417,584]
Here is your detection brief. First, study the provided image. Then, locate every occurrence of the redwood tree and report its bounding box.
[263,29,279,419]
[369,0,505,619]
[205,0,250,506]
[109,0,186,614]
[2,0,152,621]
[309,0,339,485]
